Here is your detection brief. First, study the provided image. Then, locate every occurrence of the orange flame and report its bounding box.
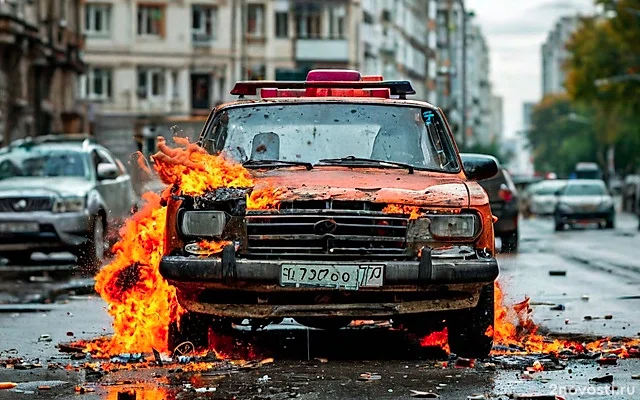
[419,282,640,358]
[382,204,423,219]
[91,137,280,356]
[197,239,232,255]
[420,328,450,353]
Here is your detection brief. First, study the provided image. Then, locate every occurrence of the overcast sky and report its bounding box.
[464,0,597,138]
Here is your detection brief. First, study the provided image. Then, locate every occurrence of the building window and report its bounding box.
[296,5,322,39]
[85,4,111,36]
[275,12,288,38]
[192,5,217,43]
[328,5,345,39]
[246,4,265,38]
[137,68,165,99]
[81,67,113,100]
[137,5,164,36]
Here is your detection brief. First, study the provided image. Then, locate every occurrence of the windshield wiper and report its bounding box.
[317,156,414,174]
[243,159,313,170]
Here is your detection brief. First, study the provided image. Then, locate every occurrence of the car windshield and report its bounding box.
[564,183,606,196]
[535,181,566,195]
[0,147,89,180]
[202,103,460,173]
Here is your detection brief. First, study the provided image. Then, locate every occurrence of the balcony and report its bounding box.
[295,39,349,62]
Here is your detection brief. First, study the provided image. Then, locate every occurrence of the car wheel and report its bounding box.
[554,217,564,231]
[168,312,212,352]
[501,232,518,253]
[77,214,107,271]
[295,317,352,330]
[1,251,32,265]
[447,283,494,359]
[605,215,615,229]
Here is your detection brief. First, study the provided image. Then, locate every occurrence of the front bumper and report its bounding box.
[557,210,612,223]
[0,211,91,252]
[160,251,499,318]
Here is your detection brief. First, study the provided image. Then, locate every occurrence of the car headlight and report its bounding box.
[52,196,86,213]
[180,210,227,237]
[557,203,573,213]
[407,214,478,241]
[598,198,614,211]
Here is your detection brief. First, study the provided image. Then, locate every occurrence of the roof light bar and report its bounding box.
[231,80,416,96]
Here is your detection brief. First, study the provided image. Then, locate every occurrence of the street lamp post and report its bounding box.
[455,0,467,149]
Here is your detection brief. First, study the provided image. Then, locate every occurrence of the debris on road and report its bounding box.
[604,314,613,320]
[0,382,18,390]
[409,390,439,398]
[38,334,52,342]
[548,270,567,276]
[549,304,565,311]
[581,295,589,301]
[589,374,613,384]
[358,372,382,381]
[596,354,618,365]
[631,374,640,380]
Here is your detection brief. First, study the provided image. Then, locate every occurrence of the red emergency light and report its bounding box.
[230,69,416,98]
[306,69,361,82]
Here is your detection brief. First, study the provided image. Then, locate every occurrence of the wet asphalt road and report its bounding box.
[0,215,639,399]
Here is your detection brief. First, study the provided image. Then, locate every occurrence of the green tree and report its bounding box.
[459,140,513,166]
[564,5,640,178]
[527,94,599,177]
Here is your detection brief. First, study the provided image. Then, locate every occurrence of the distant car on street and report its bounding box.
[527,179,568,215]
[0,135,137,268]
[554,179,615,231]
[468,156,519,252]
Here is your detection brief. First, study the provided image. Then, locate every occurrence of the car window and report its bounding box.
[202,103,460,173]
[0,146,89,179]
[564,183,606,196]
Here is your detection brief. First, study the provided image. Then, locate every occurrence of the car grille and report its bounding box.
[244,201,410,260]
[0,197,53,212]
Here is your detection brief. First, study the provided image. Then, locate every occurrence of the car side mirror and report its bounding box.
[460,154,499,181]
[97,163,119,180]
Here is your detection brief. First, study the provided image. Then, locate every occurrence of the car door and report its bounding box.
[92,149,121,223]
[96,148,134,219]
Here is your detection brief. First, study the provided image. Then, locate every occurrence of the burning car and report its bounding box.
[159,70,500,358]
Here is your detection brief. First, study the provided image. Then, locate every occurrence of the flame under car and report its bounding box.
[159,70,500,359]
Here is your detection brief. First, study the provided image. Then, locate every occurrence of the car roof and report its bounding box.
[566,179,606,186]
[215,97,439,112]
[0,139,106,155]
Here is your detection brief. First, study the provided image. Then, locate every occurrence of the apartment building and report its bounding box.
[434,1,497,147]
[79,0,438,161]
[0,0,86,145]
[541,16,579,96]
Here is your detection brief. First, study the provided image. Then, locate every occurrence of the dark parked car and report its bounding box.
[554,179,615,231]
[0,135,137,268]
[464,155,519,252]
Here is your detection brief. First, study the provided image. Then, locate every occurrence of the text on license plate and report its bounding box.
[280,264,384,290]
[0,222,39,233]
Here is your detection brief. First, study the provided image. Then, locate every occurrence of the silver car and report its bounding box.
[554,179,615,231]
[0,135,136,268]
[528,179,568,215]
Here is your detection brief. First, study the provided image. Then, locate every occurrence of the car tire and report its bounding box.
[168,312,211,352]
[605,214,615,229]
[1,251,32,265]
[554,217,564,231]
[76,214,107,272]
[501,232,518,253]
[447,283,494,359]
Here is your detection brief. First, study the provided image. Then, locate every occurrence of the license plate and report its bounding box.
[280,264,384,290]
[0,222,39,233]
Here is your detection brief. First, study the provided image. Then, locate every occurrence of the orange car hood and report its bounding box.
[252,167,471,208]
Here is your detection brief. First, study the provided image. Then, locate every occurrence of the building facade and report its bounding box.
[541,16,579,96]
[80,0,437,161]
[434,1,498,148]
[489,94,503,144]
[0,0,86,145]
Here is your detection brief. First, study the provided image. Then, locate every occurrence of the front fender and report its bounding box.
[86,189,106,217]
